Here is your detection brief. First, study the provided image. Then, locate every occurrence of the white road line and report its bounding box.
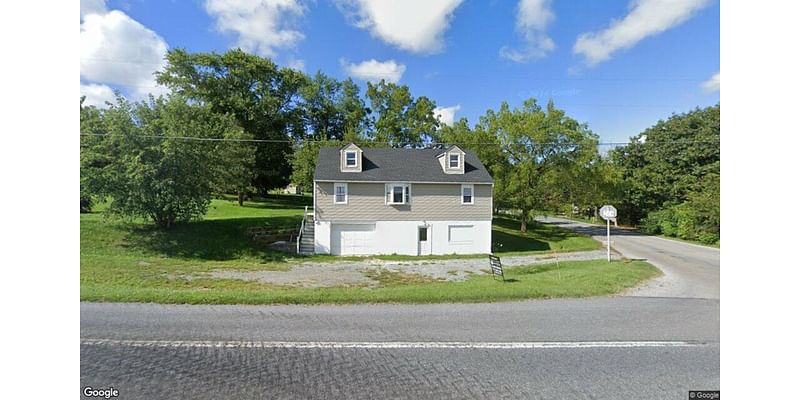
[80,339,708,349]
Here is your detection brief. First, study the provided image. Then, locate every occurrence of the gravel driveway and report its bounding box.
[203,250,614,288]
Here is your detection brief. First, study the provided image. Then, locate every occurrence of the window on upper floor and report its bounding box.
[386,183,411,205]
[449,153,460,168]
[461,184,474,205]
[345,151,357,167]
[334,183,348,204]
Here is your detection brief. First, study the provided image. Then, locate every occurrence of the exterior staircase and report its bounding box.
[297,210,315,255]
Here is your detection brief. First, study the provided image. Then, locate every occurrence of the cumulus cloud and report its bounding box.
[573,0,711,66]
[80,83,117,108]
[341,59,406,83]
[433,105,461,126]
[80,0,107,18]
[701,71,720,92]
[80,10,169,99]
[336,0,463,54]
[205,0,306,57]
[500,0,556,63]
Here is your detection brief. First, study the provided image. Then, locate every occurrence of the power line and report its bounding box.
[79,132,720,147]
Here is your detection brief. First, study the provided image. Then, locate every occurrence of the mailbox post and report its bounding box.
[599,205,617,262]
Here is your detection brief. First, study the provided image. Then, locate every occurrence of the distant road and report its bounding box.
[537,216,720,299]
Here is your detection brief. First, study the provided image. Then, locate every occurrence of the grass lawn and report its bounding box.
[81,194,618,304]
[81,259,660,305]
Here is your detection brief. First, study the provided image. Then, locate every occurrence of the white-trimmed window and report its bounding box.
[386,183,411,205]
[449,153,460,168]
[461,184,474,204]
[334,183,348,204]
[345,151,357,167]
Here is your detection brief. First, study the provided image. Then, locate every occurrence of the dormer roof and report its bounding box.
[315,147,493,183]
[339,143,363,172]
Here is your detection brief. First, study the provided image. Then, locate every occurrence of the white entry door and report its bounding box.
[418,226,431,256]
[332,224,376,255]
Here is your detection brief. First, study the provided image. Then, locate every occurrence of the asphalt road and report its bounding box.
[81,298,719,399]
[81,219,721,399]
[537,216,720,299]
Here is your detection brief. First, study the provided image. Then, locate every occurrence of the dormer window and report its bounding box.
[345,151,357,167]
[438,145,466,175]
[340,143,363,172]
[449,154,460,168]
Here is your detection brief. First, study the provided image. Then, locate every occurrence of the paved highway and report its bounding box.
[81,297,719,399]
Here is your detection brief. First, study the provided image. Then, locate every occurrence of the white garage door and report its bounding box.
[331,224,376,255]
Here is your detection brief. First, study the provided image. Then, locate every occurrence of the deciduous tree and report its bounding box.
[156,49,307,193]
[81,95,240,228]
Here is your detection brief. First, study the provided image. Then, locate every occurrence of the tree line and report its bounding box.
[80,49,719,243]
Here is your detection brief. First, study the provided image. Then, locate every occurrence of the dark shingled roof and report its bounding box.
[314,147,494,184]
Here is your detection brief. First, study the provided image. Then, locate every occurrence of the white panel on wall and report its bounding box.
[448,225,474,244]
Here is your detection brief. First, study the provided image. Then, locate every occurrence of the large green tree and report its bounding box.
[557,155,623,220]
[80,96,109,212]
[610,105,720,224]
[365,80,439,147]
[213,127,256,206]
[156,49,306,193]
[81,95,240,228]
[299,72,369,141]
[484,99,599,231]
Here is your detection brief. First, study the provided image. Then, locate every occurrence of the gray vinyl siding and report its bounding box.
[315,182,492,221]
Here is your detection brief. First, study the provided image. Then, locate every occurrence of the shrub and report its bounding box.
[640,195,719,245]
[80,196,93,213]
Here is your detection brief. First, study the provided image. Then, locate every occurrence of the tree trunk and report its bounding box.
[237,191,244,207]
[520,208,528,232]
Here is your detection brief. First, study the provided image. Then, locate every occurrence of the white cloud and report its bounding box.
[342,59,406,83]
[80,83,117,108]
[701,71,720,92]
[205,0,306,57]
[433,105,461,126]
[573,0,711,66]
[80,10,169,99]
[500,0,556,63]
[81,0,107,19]
[287,58,306,71]
[337,0,464,54]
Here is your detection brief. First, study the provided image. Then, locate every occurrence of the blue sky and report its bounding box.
[80,0,720,144]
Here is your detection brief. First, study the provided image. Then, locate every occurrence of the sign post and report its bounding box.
[599,205,617,262]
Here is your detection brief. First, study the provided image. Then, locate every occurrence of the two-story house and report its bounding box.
[305,143,494,256]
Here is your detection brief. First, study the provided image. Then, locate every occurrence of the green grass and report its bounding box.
[81,198,306,288]
[81,259,660,304]
[81,195,616,304]
[490,216,600,255]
